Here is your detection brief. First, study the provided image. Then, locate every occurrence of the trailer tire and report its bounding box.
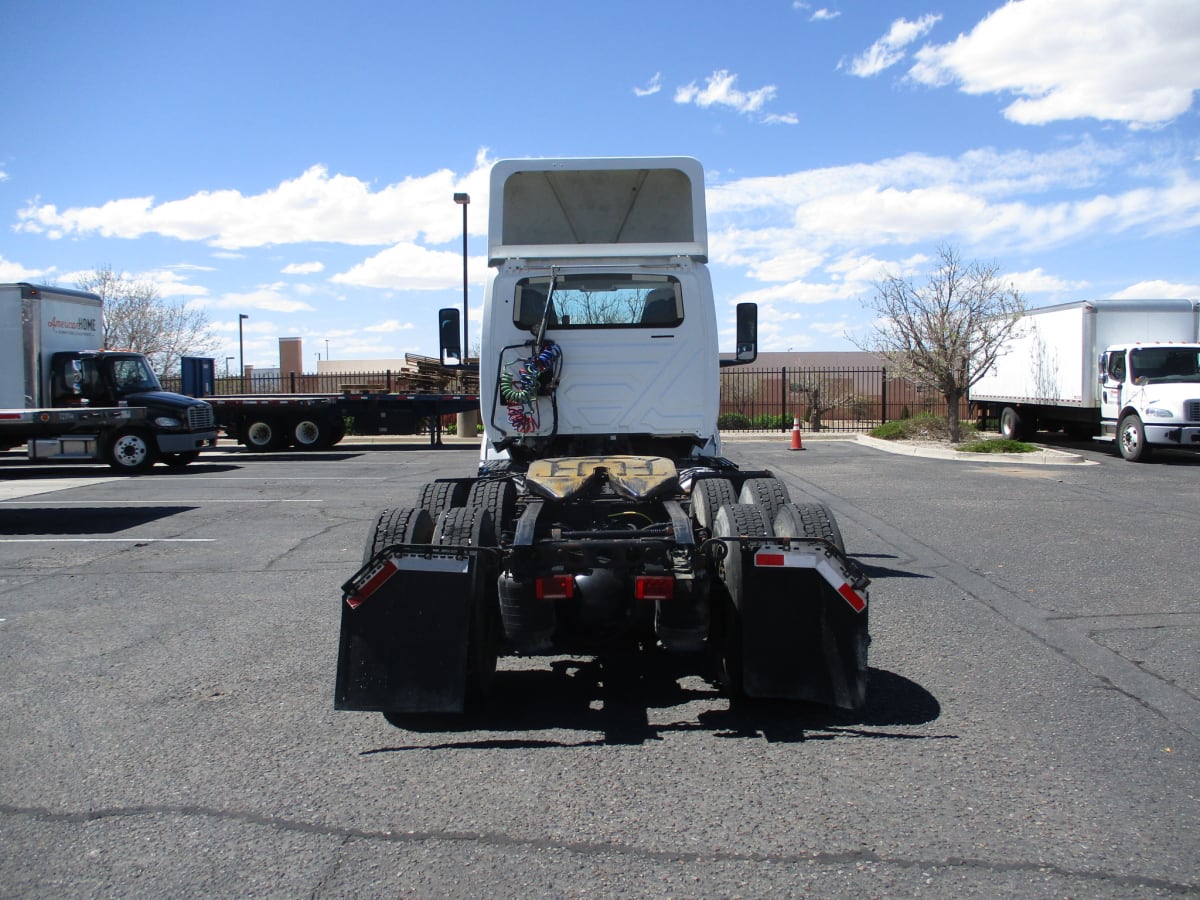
[1118,413,1153,462]
[738,477,791,522]
[418,480,471,519]
[773,502,845,554]
[362,506,434,564]
[690,478,737,531]
[434,507,500,702]
[711,502,775,696]
[243,417,284,452]
[104,428,157,474]
[292,417,324,449]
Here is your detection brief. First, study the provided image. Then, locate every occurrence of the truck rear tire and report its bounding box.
[105,429,157,474]
[739,477,791,522]
[467,479,518,537]
[1118,413,1153,462]
[244,417,284,452]
[690,478,737,531]
[711,502,775,696]
[773,502,845,554]
[999,406,1028,441]
[433,507,500,702]
[418,480,471,520]
[363,506,434,564]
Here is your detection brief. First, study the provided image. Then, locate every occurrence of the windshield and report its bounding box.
[107,356,163,394]
[1129,347,1200,384]
[514,274,682,330]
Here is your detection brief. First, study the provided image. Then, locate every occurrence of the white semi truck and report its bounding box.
[0,283,218,472]
[971,298,1200,461]
[337,158,871,718]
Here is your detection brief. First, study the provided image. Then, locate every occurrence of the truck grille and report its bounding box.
[1187,400,1200,422]
[188,405,216,431]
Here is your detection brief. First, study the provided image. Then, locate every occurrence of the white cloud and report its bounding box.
[365,319,416,333]
[708,142,1200,264]
[675,70,791,122]
[633,73,662,97]
[847,14,941,77]
[0,256,52,281]
[282,261,325,275]
[331,243,480,291]
[1111,279,1200,298]
[1004,267,1089,294]
[14,150,495,250]
[197,286,317,314]
[811,9,840,22]
[909,0,1200,127]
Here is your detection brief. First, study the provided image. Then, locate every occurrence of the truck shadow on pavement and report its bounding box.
[0,505,197,534]
[370,654,947,751]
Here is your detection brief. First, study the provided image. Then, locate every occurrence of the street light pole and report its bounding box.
[238,314,248,393]
[453,192,470,362]
[225,356,234,379]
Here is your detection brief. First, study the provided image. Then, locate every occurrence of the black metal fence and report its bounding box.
[165,364,959,434]
[719,366,960,432]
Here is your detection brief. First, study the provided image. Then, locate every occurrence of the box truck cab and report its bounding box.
[1,283,217,472]
[1100,342,1200,459]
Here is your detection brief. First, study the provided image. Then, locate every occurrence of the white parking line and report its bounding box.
[0,538,215,543]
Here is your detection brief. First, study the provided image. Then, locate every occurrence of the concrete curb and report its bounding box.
[853,433,1093,465]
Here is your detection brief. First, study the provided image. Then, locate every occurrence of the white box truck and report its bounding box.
[971,298,1200,461]
[337,158,872,718]
[0,283,218,472]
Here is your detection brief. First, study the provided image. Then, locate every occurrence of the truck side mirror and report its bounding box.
[720,302,758,368]
[438,308,462,365]
[1098,352,1107,384]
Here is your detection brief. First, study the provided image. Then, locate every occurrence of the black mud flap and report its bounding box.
[335,547,484,713]
[739,545,870,709]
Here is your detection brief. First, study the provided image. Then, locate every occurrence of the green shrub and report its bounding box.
[751,414,788,430]
[718,412,752,430]
[869,413,979,442]
[957,438,1037,453]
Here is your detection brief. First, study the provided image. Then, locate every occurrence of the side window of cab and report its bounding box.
[1107,352,1126,383]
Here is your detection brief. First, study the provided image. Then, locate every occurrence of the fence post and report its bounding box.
[780,367,787,430]
[386,370,392,392]
[881,367,888,425]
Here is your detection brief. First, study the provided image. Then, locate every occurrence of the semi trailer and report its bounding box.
[336,158,870,717]
[0,283,217,472]
[971,298,1200,461]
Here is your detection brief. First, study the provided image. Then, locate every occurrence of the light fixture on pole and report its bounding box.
[238,314,249,392]
[225,356,234,379]
[453,192,470,362]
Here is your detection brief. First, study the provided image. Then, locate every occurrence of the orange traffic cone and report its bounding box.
[789,415,804,450]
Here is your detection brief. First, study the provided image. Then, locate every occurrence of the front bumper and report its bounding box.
[156,430,219,453]
[1145,424,1200,447]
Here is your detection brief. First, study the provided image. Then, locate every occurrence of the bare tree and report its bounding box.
[853,246,1025,442]
[76,266,215,377]
[789,376,863,432]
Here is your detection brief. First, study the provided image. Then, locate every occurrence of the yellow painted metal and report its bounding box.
[525,455,679,501]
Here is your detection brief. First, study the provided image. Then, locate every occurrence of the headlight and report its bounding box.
[1144,407,1173,418]
[153,416,183,428]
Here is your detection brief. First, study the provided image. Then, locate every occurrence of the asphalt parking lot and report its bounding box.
[0,437,1196,897]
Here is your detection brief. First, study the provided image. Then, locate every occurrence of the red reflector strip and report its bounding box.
[344,558,398,609]
[536,575,575,600]
[635,575,675,601]
[755,552,786,567]
[837,582,867,613]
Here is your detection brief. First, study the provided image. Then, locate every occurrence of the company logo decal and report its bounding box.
[47,316,98,334]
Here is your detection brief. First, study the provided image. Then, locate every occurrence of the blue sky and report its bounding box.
[3,0,1198,370]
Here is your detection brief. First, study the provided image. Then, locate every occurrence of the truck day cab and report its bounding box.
[336,158,871,718]
[971,299,1200,461]
[0,283,218,472]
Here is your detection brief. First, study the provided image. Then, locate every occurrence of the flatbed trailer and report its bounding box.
[204,391,480,450]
